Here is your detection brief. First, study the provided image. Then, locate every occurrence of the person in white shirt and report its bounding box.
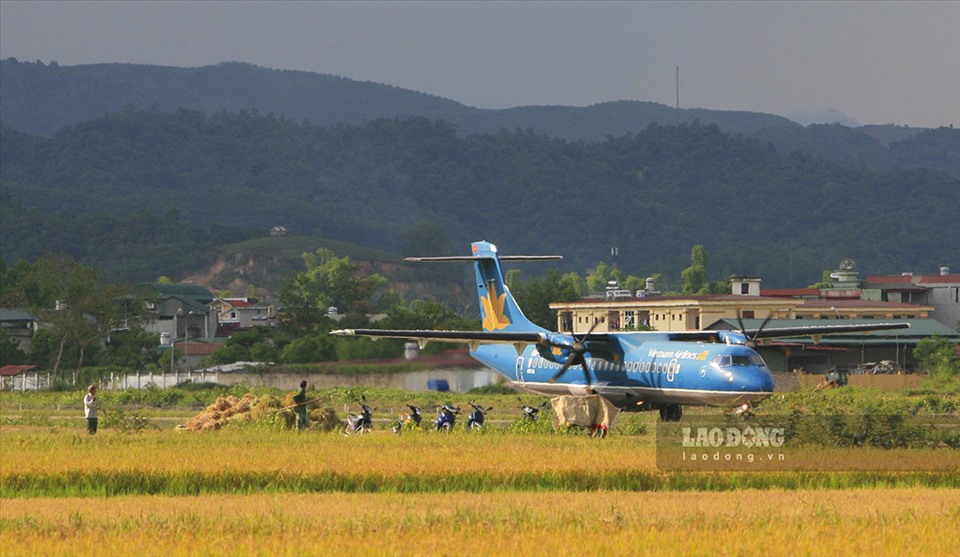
[83,385,100,434]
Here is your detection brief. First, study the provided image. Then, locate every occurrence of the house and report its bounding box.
[166,338,224,371]
[234,302,277,328]
[0,308,39,354]
[707,318,960,374]
[139,283,216,341]
[861,269,960,329]
[548,267,941,373]
[211,297,277,333]
[551,293,805,333]
[549,293,931,335]
[1,364,39,390]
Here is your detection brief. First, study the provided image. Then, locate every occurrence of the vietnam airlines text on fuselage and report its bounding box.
[472,339,775,408]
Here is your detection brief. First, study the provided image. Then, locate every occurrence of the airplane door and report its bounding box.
[515,356,525,384]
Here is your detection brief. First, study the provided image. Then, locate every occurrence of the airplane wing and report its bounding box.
[748,322,910,339]
[666,321,910,343]
[330,328,550,352]
[332,322,910,349]
[330,328,617,354]
[331,328,545,343]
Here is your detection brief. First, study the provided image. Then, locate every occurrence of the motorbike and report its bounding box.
[466,402,492,431]
[435,404,461,432]
[392,404,423,434]
[344,396,374,435]
[519,398,548,421]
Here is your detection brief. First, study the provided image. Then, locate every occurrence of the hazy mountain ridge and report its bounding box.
[3,58,954,179]
[0,58,803,138]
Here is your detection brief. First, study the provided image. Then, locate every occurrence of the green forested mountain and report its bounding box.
[2,109,957,292]
[752,124,960,178]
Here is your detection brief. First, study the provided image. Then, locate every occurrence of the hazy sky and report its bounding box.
[1,1,958,128]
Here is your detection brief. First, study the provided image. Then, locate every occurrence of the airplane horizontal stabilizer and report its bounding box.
[749,322,910,339]
[330,328,547,344]
[403,255,562,262]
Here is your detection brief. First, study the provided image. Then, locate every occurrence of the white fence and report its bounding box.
[3,367,501,394]
[1,370,51,391]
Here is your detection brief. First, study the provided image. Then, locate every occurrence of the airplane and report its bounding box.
[332,241,910,422]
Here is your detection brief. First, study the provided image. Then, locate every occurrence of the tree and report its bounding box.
[280,335,337,363]
[11,257,146,383]
[0,329,27,365]
[510,269,584,329]
[209,327,278,364]
[100,327,160,370]
[379,299,465,330]
[913,336,960,381]
[681,245,709,295]
[278,248,386,333]
[401,220,454,258]
[586,262,615,294]
[808,270,833,289]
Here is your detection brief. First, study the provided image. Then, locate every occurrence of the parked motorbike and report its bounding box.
[344,396,374,435]
[519,398,547,421]
[466,402,492,431]
[393,404,423,434]
[435,404,461,432]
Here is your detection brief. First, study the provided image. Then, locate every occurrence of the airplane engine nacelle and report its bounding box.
[718,331,749,345]
[535,342,575,365]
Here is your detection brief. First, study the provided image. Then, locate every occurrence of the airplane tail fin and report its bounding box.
[470,241,544,333]
[405,241,560,333]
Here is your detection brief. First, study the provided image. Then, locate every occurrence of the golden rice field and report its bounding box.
[2,425,959,556]
[4,490,959,557]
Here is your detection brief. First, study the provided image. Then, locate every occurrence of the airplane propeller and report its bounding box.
[549,319,600,387]
[736,312,773,348]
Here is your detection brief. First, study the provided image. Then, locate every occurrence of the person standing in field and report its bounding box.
[294,380,308,430]
[83,385,100,434]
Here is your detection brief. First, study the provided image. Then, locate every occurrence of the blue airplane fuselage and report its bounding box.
[470,335,775,409]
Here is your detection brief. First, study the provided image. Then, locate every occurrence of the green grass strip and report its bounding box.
[2,470,957,498]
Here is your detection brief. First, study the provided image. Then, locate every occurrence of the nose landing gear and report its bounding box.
[659,404,683,422]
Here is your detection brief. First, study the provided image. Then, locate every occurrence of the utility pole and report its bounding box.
[675,65,680,126]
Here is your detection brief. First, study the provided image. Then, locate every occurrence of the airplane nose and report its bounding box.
[741,369,775,393]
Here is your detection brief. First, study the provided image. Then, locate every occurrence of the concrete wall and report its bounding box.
[104,367,501,393]
[796,373,924,391]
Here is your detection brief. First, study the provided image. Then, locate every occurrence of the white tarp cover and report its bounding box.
[550,395,620,428]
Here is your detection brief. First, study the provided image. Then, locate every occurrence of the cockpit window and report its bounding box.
[714,355,732,367]
[712,353,767,368]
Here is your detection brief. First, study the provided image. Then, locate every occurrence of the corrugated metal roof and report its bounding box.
[709,318,959,346]
[554,294,793,306]
[143,283,213,302]
[865,275,916,284]
[800,299,925,309]
[761,288,819,297]
[866,274,960,285]
[0,365,37,376]
[169,340,224,356]
[918,275,960,284]
[0,308,37,323]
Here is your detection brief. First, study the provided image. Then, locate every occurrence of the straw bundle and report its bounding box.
[187,394,260,431]
[309,407,341,431]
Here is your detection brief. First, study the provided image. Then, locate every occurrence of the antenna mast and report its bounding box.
[675,65,680,126]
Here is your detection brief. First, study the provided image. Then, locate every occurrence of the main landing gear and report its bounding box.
[659,404,683,422]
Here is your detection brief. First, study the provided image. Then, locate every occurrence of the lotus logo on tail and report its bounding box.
[481,280,511,331]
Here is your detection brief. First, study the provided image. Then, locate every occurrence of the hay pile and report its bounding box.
[186,393,258,431]
[185,392,340,432]
[310,407,341,431]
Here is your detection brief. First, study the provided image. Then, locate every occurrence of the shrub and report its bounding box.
[914,335,960,381]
